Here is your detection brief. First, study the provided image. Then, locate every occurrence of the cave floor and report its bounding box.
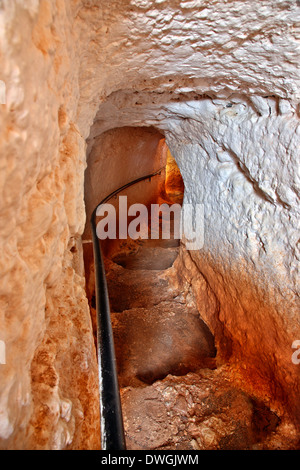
[101,204,295,451]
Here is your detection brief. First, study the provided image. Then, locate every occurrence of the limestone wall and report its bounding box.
[84,126,166,242]
[0,0,99,449]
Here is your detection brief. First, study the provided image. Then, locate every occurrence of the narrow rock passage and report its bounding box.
[105,194,216,389]
[103,195,283,451]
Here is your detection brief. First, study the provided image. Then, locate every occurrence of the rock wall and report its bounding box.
[0,0,99,449]
[168,97,300,423]
[84,126,166,242]
[0,0,299,449]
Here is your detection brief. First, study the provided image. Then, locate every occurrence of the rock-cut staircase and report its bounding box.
[102,198,283,450]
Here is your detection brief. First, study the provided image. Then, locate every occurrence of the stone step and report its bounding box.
[121,367,280,451]
[105,261,180,312]
[111,301,216,388]
[111,246,179,270]
[138,236,180,249]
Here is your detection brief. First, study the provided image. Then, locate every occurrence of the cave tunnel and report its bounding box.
[0,0,299,452]
[82,127,188,346]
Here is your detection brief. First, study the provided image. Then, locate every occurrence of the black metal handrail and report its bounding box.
[90,167,165,450]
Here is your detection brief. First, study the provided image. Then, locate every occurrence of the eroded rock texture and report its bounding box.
[122,369,286,450]
[0,0,299,449]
